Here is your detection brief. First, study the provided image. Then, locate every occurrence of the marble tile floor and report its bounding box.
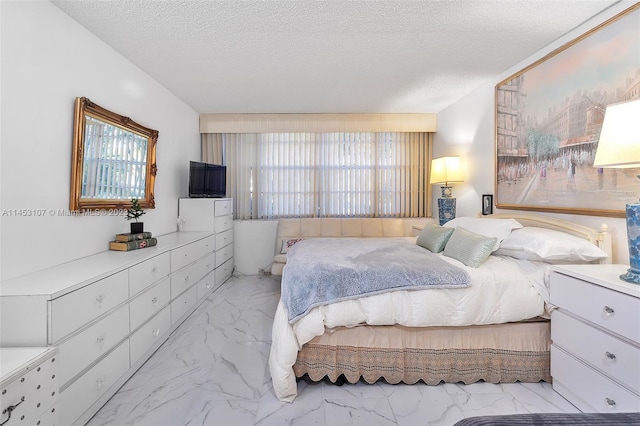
[87,274,580,426]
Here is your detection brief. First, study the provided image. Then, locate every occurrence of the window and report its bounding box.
[209,132,431,219]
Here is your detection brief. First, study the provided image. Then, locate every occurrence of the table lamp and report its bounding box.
[593,99,640,284]
[430,156,464,225]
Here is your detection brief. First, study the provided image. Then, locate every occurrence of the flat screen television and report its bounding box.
[188,161,227,198]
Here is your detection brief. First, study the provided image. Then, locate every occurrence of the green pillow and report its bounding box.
[416,223,455,253]
[443,226,497,268]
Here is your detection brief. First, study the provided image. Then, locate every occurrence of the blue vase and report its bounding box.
[621,203,640,284]
[438,198,456,226]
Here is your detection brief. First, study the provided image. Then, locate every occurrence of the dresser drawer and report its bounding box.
[214,199,232,217]
[196,270,219,301]
[57,304,129,387]
[129,278,170,332]
[552,345,640,412]
[171,286,197,324]
[215,258,233,285]
[214,215,233,233]
[130,306,171,365]
[59,341,130,426]
[550,272,640,343]
[215,228,233,250]
[215,244,233,268]
[170,253,215,298]
[171,236,214,272]
[49,270,128,344]
[552,310,640,393]
[129,252,170,296]
[31,403,59,426]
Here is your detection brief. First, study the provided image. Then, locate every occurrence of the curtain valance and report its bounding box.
[199,113,437,134]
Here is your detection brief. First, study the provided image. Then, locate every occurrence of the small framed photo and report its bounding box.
[482,194,493,215]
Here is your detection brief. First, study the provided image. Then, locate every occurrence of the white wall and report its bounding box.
[433,1,635,264]
[0,1,200,280]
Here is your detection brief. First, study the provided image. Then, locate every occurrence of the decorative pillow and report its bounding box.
[280,238,305,254]
[443,217,522,251]
[443,227,497,268]
[416,223,455,253]
[494,227,609,263]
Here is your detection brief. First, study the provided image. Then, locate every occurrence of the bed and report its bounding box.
[268,213,612,402]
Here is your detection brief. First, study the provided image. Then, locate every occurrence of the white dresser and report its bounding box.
[0,231,229,425]
[178,198,234,284]
[550,264,640,413]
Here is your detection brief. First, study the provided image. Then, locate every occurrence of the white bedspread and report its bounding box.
[269,253,547,402]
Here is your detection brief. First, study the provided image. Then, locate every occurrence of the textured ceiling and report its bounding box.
[51,0,620,113]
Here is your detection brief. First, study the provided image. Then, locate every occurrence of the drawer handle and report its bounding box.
[151,266,157,274]
[96,374,107,391]
[184,276,190,283]
[603,306,615,316]
[96,333,107,344]
[152,328,160,337]
[206,263,211,269]
[206,283,212,289]
[1,397,24,424]
[96,294,105,304]
[605,397,616,408]
[151,296,158,305]
[605,351,616,361]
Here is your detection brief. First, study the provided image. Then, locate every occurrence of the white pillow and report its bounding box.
[494,227,608,263]
[443,217,522,251]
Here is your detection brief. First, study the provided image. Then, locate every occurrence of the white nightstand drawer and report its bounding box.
[31,403,58,426]
[552,310,640,393]
[552,345,640,413]
[171,286,197,324]
[0,349,58,426]
[50,270,128,344]
[57,304,129,387]
[215,228,233,250]
[130,306,171,365]
[214,199,232,217]
[59,340,130,426]
[129,252,170,296]
[129,278,170,332]
[214,215,233,233]
[170,253,215,298]
[550,272,640,343]
[215,244,233,268]
[171,236,214,272]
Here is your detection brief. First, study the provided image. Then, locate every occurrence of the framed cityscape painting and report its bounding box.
[494,3,640,218]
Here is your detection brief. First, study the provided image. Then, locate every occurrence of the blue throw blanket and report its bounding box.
[282,238,470,323]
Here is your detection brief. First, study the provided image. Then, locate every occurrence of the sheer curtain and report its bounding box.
[203,132,431,219]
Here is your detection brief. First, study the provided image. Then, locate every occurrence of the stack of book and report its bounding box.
[109,231,158,251]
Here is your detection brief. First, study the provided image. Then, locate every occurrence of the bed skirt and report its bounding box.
[294,319,551,385]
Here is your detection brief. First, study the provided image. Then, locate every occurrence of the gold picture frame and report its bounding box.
[70,97,158,211]
[495,4,640,218]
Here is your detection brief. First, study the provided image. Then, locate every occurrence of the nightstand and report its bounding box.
[550,264,640,413]
[0,347,59,426]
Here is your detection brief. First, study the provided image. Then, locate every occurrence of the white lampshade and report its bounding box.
[430,156,464,185]
[593,99,640,168]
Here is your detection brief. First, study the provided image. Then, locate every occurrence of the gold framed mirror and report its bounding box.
[70,97,158,211]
